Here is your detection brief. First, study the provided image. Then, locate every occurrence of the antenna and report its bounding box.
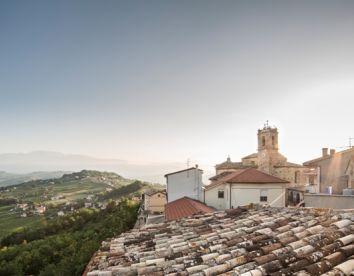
[335,137,354,149]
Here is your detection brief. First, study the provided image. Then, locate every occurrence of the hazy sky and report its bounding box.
[0,0,353,169]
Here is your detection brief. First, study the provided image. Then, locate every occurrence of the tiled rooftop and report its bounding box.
[165,197,214,221]
[85,206,354,276]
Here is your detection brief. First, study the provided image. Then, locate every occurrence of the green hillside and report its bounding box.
[0,199,139,276]
[0,170,162,239]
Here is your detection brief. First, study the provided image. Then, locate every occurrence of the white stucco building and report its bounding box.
[165,166,204,203]
[204,168,289,210]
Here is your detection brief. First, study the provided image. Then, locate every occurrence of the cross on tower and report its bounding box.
[264,120,269,128]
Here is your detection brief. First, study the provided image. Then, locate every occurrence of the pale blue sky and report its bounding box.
[0,1,353,169]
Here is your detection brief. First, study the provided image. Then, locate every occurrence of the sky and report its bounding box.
[0,0,353,171]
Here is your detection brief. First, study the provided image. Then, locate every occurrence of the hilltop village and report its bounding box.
[86,124,354,276]
[138,124,354,223]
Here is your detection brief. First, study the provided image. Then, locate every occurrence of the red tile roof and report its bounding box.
[165,197,214,221]
[205,168,289,190]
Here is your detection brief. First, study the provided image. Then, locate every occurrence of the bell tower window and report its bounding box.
[272,136,275,146]
[262,137,265,147]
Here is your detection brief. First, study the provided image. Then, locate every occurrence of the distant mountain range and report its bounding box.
[0,151,196,184]
[0,171,70,187]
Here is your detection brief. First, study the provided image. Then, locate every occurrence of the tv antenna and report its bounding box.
[336,137,354,149]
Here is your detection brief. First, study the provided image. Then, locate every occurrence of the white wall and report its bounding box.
[166,168,204,202]
[205,183,286,210]
[204,183,230,210]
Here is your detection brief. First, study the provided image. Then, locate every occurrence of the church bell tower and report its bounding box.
[257,121,285,174]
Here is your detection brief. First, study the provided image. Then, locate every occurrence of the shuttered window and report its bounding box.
[260,189,268,202]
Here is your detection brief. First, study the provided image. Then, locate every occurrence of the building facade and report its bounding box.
[303,147,354,194]
[165,166,204,203]
[143,190,166,214]
[205,168,289,210]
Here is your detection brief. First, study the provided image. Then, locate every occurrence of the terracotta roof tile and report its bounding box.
[205,168,289,191]
[165,197,214,221]
[85,207,354,276]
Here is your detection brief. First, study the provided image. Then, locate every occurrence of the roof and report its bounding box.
[242,153,258,159]
[215,160,256,170]
[303,147,354,166]
[209,171,234,181]
[86,206,354,276]
[144,190,166,196]
[206,168,289,191]
[275,161,304,168]
[164,167,203,178]
[165,197,214,221]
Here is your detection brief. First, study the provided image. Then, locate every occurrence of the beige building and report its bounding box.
[205,168,289,210]
[143,190,166,214]
[304,147,354,194]
[215,124,316,188]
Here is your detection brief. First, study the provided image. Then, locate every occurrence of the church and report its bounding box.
[213,123,314,189]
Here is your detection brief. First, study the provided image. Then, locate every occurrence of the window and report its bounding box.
[295,171,300,183]
[157,194,160,197]
[218,190,224,198]
[260,190,268,202]
[262,136,266,147]
[272,136,275,146]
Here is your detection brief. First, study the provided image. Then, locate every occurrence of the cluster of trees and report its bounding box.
[100,180,146,200]
[0,198,17,206]
[0,199,139,276]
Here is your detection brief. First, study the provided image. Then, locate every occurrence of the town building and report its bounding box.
[143,190,166,214]
[215,124,314,186]
[165,166,204,203]
[303,147,354,194]
[205,168,289,209]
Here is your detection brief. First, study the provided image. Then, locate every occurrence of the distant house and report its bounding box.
[165,197,214,221]
[165,166,204,203]
[17,203,28,211]
[143,190,166,214]
[35,206,46,214]
[304,147,354,194]
[57,211,65,216]
[84,202,92,208]
[204,168,289,210]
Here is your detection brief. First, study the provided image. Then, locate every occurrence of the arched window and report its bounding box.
[272,136,275,146]
[262,136,265,147]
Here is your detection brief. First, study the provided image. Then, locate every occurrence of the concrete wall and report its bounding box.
[166,169,204,202]
[304,193,354,209]
[205,183,286,210]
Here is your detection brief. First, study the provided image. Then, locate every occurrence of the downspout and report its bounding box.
[229,183,232,209]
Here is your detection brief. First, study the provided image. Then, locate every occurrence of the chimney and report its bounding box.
[195,164,198,169]
[322,148,328,157]
[330,149,336,156]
